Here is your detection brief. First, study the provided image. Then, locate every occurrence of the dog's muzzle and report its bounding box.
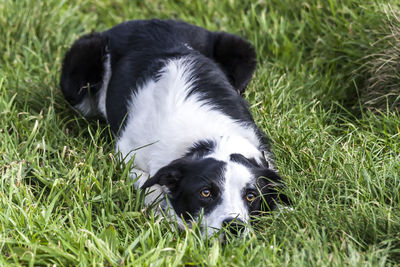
[222,217,246,237]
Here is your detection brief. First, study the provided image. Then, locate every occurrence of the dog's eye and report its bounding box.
[246,192,256,202]
[201,189,211,198]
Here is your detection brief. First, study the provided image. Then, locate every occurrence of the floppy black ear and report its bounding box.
[257,170,291,211]
[212,32,257,95]
[141,160,186,192]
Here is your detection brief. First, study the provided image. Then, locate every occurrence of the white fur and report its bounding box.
[74,96,94,117]
[202,161,254,236]
[207,135,264,165]
[98,54,112,119]
[112,56,267,235]
[116,56,261,178]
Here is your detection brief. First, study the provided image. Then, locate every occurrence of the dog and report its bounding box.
[60,19,288,237]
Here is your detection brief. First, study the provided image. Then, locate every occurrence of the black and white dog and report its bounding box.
[60,19,288,237]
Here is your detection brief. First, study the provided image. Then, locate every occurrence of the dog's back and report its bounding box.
[60,19,257,132]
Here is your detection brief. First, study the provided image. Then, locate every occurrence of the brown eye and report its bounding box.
[246,192,256,202]
[201,189,211,198]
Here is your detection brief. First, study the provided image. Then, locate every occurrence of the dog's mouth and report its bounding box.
[162,205,250,240]
[222,217,246,236]
[196,216,249,241]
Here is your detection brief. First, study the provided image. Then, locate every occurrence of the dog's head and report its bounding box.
[141,145,288,237]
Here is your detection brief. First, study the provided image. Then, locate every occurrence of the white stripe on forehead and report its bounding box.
[202,161,253,234]
[225,161,255,192]
[221,162,255,217]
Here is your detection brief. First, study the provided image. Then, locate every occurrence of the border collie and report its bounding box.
[60,19,288,237]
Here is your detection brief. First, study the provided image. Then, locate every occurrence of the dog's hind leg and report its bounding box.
[210,32,257,96]
[60,32,110,118]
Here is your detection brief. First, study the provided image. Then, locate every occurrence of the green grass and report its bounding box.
[1,0,400,266]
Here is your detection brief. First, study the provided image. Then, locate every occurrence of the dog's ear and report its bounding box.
[256,170,290,211]
[141,159,187,192]
[212,32,257,95]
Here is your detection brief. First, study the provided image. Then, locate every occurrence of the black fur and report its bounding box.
[60,32,108,107]
[142,157,227,220]
[185,140,217,159]
[230,153,289,213]
[60,19,257,132]
[142,146,289,220]
[61,19,288,233]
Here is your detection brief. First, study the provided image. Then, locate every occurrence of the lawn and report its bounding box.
[0,0,399,266]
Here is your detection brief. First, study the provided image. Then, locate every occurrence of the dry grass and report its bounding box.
[361,6,400,111]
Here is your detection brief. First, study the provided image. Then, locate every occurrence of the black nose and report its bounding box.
[222,218,245,236]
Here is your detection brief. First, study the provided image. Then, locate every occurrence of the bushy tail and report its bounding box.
[60,32,109,117]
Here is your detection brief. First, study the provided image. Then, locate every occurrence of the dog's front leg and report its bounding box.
[130,168,164,207]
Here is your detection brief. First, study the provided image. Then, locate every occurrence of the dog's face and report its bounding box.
[142,154,287,237]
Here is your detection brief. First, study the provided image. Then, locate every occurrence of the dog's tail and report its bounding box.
[60,32,110,117]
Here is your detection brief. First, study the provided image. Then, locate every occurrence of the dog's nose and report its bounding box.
[222,217,245,236]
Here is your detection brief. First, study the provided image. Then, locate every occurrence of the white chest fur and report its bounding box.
[115,57,261,180]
